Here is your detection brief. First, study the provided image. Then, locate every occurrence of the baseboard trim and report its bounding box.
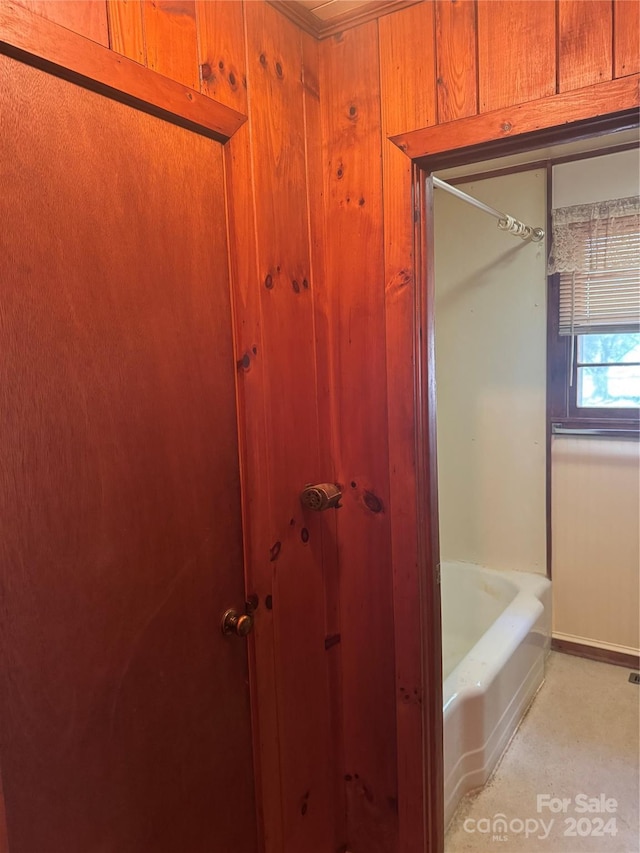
[552,637,640,670]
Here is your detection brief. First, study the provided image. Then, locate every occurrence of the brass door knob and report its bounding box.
[221,608,254,637]
[300,483,342,511]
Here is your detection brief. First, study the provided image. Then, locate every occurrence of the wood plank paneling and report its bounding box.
[300,27,348,853]
[435,0,477,123]
[0,768,7,853]
[378,1,437,136]
[320,22,398,853]
[477,0,556,112]
[391,75,640,160]
[219,9,282,852]
[13,0,108,45]
[0,0,245,142]
[614,0,640,78]
[197,0,247,113]
[107,0,145,65]
[378,4,438,851]
[224,117,281,853]
[143,0,198,89]
[244,4,337,852]
[558,0,612,92]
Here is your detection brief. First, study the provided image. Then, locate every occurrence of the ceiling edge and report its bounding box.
[267,0,423,39]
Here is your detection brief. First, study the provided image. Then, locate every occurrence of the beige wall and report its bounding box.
[552,437,640,654]
[434,169,548,574]
[550,149,640,654]
[553,147,640,206]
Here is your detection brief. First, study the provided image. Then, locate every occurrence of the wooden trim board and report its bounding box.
[552,638,640,670]
[0,0,246,142]
[391,75,640,161]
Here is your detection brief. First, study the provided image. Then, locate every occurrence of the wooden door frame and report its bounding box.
[393,85,639,853]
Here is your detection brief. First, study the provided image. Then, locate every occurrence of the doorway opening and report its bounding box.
[411,111,640,852]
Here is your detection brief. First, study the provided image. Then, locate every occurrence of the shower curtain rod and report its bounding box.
[432,176,545,242]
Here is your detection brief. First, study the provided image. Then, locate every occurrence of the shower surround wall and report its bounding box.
[434,169,548,572]
[434,168,550,827]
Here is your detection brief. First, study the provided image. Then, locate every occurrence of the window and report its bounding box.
[548,194,640,429]
[575,332,640,408]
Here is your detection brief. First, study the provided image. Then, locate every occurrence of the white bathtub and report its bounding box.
[442,561,551,827]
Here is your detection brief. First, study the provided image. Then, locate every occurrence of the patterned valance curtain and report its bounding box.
[548,195,640,336]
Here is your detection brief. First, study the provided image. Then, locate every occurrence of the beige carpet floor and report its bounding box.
[446,651,640,853]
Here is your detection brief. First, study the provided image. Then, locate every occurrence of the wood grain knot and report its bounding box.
[363,490,384,514]
[360,781,374,803]
[259,53,267,66]
[200,63,212,82]
[300,790,310,816]
[264,273,273,289]
[348,104,357,119]
[300,527,309,543]
[269,540,281,561]
[302,278,309,290]
[292,279,300,293]
[265,594,273,610]
[399,685,422,705]
[228,71,236,88]
[388,268,412,295]
[237,352,251,371]
[275,61,283,78]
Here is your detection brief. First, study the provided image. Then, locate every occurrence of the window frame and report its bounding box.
[547,272,640,431]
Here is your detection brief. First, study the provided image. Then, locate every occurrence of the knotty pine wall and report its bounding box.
[3,2,639,852]
[318,3,638,852]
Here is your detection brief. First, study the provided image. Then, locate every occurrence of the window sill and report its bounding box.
[551,418,640,439]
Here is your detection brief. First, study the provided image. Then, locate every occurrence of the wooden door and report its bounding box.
[0,55,257,853]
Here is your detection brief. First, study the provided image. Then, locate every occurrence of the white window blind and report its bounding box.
[548,196,640,336]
